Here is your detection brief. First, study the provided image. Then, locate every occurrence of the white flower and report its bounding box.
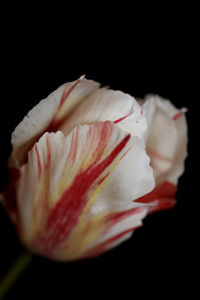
[2,76,187,261]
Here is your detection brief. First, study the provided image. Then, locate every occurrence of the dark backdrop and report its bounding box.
[0,8,196,300]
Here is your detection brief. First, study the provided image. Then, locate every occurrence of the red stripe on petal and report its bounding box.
[34,144,42,179]
[136,181,177,203]
[71,127,79,162]
[35,136,51,177]
[106,207,145,229]
[66,128,79,163]
[172,111,182,121]
[84,133,130,177]
[33,129,131,255]
[148,198,176,214]
[140,104,144,115]
[114,111,133,124]
[82,208,146,259]
[47,79,82,132]
[44,135,51,170]
[58,79,82,109]
[97,172,110,185]
[135,181,177,214]
[86,122,113,165]
[84,225,141,258]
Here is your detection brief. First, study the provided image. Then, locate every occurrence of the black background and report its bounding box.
[0,6,197,299]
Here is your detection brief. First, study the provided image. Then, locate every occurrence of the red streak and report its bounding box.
[84,182,177,258]
[46,79,81,132]
[44,135,51,170]
[140,104,144,115]
[106,207,145,229]
[91,122,113,165]
[97,172,110,185]
[84,225,141,258]
[34,144,42,178]
[148,198,176,214]
[172,111,182,121]
[33,129,131,255]
[17,79,83,165]
[114,112,133,124]
[135,181,177,214]
[71,127,79,162]
[66,128,79,163]
[59,79,81,109]
[81,207,145,258]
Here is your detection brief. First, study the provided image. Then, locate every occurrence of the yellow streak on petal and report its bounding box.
[55,95,80,122]
[49,142,113,208]
[49,157,88,207]
[22,174,50,244]
[57,154,126,260]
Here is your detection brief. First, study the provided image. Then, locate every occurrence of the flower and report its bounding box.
[1,76,188,261]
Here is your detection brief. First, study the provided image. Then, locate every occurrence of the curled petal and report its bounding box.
[10,76,100,167]
[143,95,188,185]
[15,121,154,260]
[59,88,147,139]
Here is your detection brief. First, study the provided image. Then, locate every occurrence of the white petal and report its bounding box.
[90,135,155,216]
[143,95,188,184]
[59,88,147,139]
[16,121,154,259]
[10,77,100,167]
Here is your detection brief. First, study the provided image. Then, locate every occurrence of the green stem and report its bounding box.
[0,251,33,299]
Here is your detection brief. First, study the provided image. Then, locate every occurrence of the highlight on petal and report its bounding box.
[10,76,100,167]
[14,121,154,260]
[143,95,188,185]
[59,88,147,140]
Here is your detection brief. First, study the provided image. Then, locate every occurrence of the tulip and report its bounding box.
[1,76,187,261]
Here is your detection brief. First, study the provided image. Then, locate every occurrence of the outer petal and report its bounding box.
[13,121,154,260]
[59,88,147,140]
[143,95,187,185]
[10,76,100,167]
[136,95,188,214]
